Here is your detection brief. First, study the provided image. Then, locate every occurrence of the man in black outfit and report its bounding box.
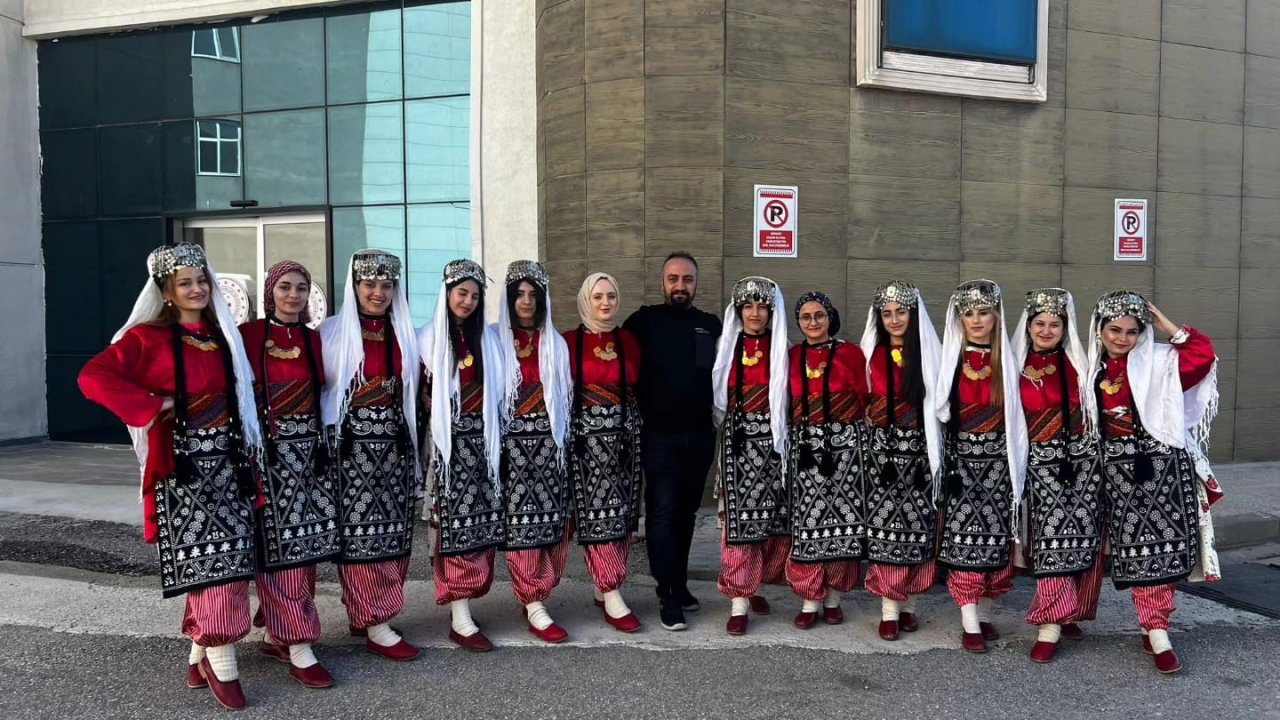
[623,252,721,630]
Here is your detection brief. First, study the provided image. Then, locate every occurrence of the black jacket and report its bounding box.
[623,303,722,434]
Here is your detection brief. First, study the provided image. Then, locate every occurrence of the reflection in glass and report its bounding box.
[191,27,241,61]
[404,1,470,99]
[407,202,470,320]
[327,9,403,104]
[329,102,405,206]
[243,109,327,207]
[241,17,325,112]
[196,120,242,176]
[406,97,469,203]
[333,206,406,313]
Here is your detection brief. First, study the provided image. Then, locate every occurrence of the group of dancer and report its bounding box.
[708,275,1222,676]
[78,243,1223,712]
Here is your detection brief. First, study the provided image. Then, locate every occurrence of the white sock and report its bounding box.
[289,643,318,669]
[593,588,605,603]
[450,600,480,636]
[802,599,822,613]
[602,590,630,619]
[960,603,981,634]
[1037,624,1062,643]
[824,588,842,609]
[902,596,917,614]
[881,598,900,622]
[978,597,994,622]
[526,601,554,631]
[367,622,403,647]
[730,597,750,617]
[205,644,238,682]
[188,642,205,665]
[1148,629,1172,654]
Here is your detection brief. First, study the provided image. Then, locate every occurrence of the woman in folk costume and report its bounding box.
[934,279,1028,654]
[492,260,574,643]
[564,273,644,633]
[711,277,791,636]
[319,249,421,662]
[1011,288,1104,664]
[786,291,869,629]
[858,281,944,642]
[79,242,264,710]
[1084,290,1222,674]
[238,261,341,688]
[418,258,506,652]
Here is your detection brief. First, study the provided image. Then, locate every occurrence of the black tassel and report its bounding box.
[1134,452,1156,485]
[818,450,836,478]
[878,459,900,487]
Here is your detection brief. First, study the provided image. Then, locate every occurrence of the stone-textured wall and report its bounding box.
[0,0,48,441]
[537,0,1280,463]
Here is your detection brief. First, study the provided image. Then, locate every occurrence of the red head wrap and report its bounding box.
[262,260,313,322]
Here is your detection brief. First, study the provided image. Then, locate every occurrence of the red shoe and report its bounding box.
[367,637,421,661]
[528,622,569,644]
[289,663,335,689]
[186,663,207,689]
[979,621,1000,641]
[961,632,988,654]
[604,612,642,633]
[823,605,844,625]
[258,642,290,664]
[198,658,247,711]
[749,595,771,615]
[899,612,919,633]
[1154,649,1182,674]
[449,629,495,652]
[726,614,748,636]
[794,611,818,630]
[878,620,900,641]
[593,599,605,610]
[1062,622,1084,640]
[1030,640,1059,664]
[1142,635,1155,655]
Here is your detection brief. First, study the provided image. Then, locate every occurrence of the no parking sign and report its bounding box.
[754,185,798,258]
[1114,198,1148,261]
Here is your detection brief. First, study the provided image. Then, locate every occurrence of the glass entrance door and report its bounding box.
[178,214,328,324]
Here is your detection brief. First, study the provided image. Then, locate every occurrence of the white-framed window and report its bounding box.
[196,119,242,177]
[855,0,1048,103]
[191,27,241,62]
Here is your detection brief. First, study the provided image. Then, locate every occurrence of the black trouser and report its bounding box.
[643,429,716,600]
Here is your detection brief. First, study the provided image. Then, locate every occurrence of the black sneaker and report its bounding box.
[677,588,701,613]
[659,598,688,631]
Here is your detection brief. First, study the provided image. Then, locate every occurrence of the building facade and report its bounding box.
[5,0,1280,462]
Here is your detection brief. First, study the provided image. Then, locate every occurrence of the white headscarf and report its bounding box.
[1010,289,1096,438]
[577,273,620,334]
[857,289,945,480]
[712,278,790,461]
[1083,293,1219,453]
[418,268,505,493]
[112,256,264,492]
[493,263,572,460]
[935,280,1029,501]
[318,252,421,479]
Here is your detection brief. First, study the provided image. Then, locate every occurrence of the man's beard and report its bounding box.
[665,290,693,308]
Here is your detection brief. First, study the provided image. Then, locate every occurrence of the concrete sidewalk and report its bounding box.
[1,441,1277,582]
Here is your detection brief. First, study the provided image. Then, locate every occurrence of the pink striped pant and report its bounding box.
[338,557,411,630]
[183,581,252,647]
[252,566,322,645]
[506,533,572,605]
[1027,550,1177,631]
[787,558,861,603]
[865,561,938,602]
[718,533,790,598]
[945,556,1016,607]
[433,548,497,604]
[582,537,631,593]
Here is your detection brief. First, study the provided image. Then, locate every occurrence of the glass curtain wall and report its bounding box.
[39,0,471,440]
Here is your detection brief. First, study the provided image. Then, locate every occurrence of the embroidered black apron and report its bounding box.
[502,384,569,550]
[571,395,642,544]
[258,404,341,570]
[721,401,788,545]
[1025,405,1103,577]
[434,382,506,555]
[336,377,415,563]
[939,399,1014,571]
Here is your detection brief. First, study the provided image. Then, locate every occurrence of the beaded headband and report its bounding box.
[1025,287,1070,317]
[731,276,777,307]
[873,280,920,310]
[443,258,486,288]
[351,250,402,282]
[147,242,206,284]
[505,260,549,289]
[1094,289,1151,324]
[951,279,1001,313]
